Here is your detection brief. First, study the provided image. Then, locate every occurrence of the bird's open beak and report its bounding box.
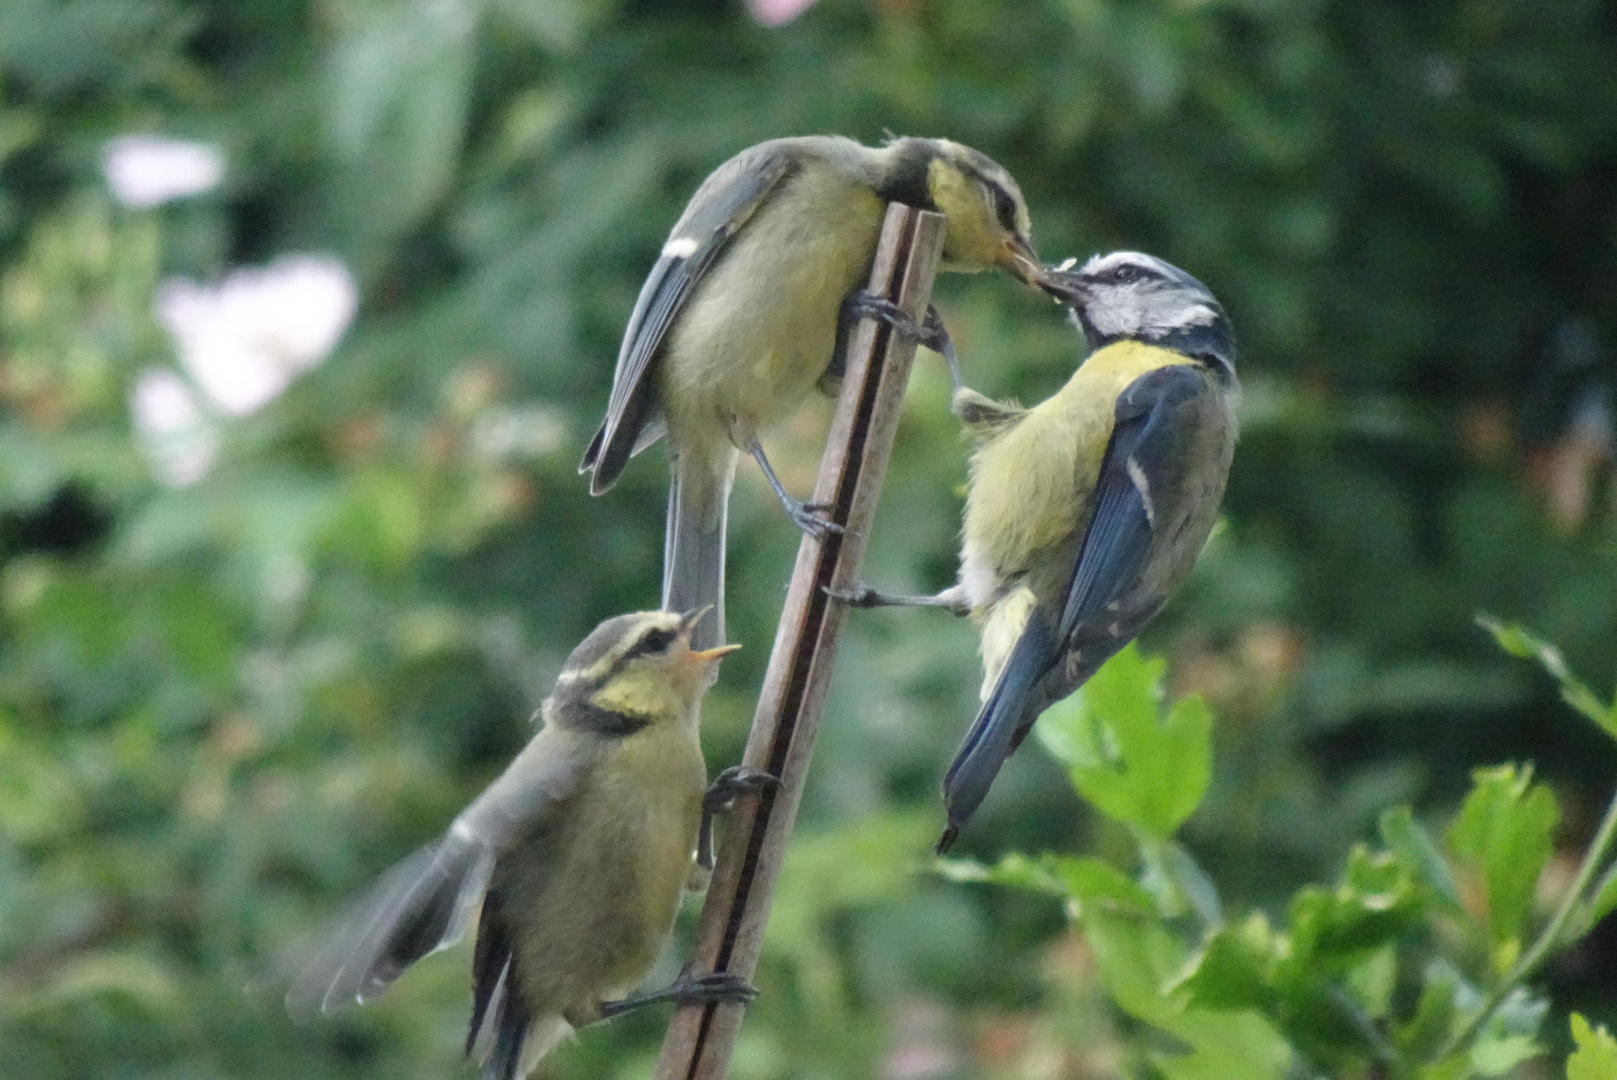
[996,233,1043,286]
[1037,261,1088,305]
[677,607,740,663]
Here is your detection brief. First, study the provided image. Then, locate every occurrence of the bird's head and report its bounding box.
[888,138,1039,285]
[551,609,737,732]
[1041,251,1236,372]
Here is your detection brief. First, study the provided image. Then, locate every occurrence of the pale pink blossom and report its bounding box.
[130,368,220,486]
[155,255,358,416]
[102,135,225,208]
[747,0,818,27]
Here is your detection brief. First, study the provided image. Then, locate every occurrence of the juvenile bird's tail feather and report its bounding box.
[285,834,495,1019]
[938,615,1053,853]
[480,1009,568,1080]
[663,450,736,652]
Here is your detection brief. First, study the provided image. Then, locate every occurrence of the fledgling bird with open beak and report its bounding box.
[580,135,1041,650]
[835,251,1239,852]
[286,609,774,1080]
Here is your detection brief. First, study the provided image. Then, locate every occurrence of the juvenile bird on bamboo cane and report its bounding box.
[579,135,1041,650]
[835,251,1239,853]
[286,609,775,1080]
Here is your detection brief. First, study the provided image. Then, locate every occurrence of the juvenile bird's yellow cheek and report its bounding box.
[927,162,1000,269]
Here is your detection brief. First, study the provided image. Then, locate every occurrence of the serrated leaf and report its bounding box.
[937,852,1156,916]
[1044,854,1158,914]
[1035,645,1212,838]
[1568,1013,1617,1080]
[1170,912,1278,1012]
[934,852,1064,896]
[1395,960,1469,1062]
[1380,805,1462,910]
[1477,616,1617,741]
[1288,846,1422,967]
[1448,764,1559,957]
[1081,906,1292,1080]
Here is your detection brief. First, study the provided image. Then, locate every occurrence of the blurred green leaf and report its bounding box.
[1036,644,1211,838]
[1568,1013,1617,1080]
[1288,846,1422,968]
[1396,961,1468,1064]
[1448,764,1560,967]
[1380,805,1463,911]
[1477,616,1617,741]
[1171,912,1280,1013]
[1469,989,1548,1077]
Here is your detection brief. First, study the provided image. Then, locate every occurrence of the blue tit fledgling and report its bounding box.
[286,609,773,1079]
[838,252,1238,852]
[580,135,1041,650]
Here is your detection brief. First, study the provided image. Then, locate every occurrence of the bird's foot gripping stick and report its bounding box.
[697,766,780,872]
[746,439,845,539]
[597,972,759,1021]
[844,291,962,394]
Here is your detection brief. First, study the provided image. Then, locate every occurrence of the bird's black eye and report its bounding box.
[1110,265,1140,283]
[633,627,677,657]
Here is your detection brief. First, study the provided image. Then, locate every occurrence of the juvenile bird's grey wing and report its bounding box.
[940,364,1222,850]
[582,144,799,492]
[285,729,593,1019]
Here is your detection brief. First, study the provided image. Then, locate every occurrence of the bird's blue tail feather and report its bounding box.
[938,615,1052,853]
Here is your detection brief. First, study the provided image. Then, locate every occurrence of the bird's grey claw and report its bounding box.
[920,306,964,393]
[851,293,960,390]
[823,583,881,606]
[787,501,843,538]
[849,290,913,333]
[704,765,778,812]
[676,972,758,1006]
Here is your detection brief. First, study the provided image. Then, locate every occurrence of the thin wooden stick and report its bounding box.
[652,203,949,1080]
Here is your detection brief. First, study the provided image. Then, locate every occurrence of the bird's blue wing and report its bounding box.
[583,144,798,491]
[1053,364,1212,640]
[939,363,1214,850]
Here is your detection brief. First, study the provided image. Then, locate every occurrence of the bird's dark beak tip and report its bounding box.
[934,825,959,856]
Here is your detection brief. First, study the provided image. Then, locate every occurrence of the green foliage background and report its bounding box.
[2,1,1615,1077]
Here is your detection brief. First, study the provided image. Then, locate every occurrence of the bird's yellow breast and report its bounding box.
[964,340,1192,599]
[962,339,1195,694]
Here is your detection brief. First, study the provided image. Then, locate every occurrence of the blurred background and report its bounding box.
[2,0,1616,1077]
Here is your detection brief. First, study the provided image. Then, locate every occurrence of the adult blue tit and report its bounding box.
[579,135,1041,649]
[286,609,773,1079]
[837,251,1238,852]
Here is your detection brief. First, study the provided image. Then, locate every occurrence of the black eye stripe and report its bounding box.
[625,627,677,660]
[1090,263,1158,285]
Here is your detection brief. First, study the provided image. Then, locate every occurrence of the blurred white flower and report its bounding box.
[102,134,225,208]
[156,254,359,416]
[470,404,568,462]
[747,0,817,26]
[130,368,220,487]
